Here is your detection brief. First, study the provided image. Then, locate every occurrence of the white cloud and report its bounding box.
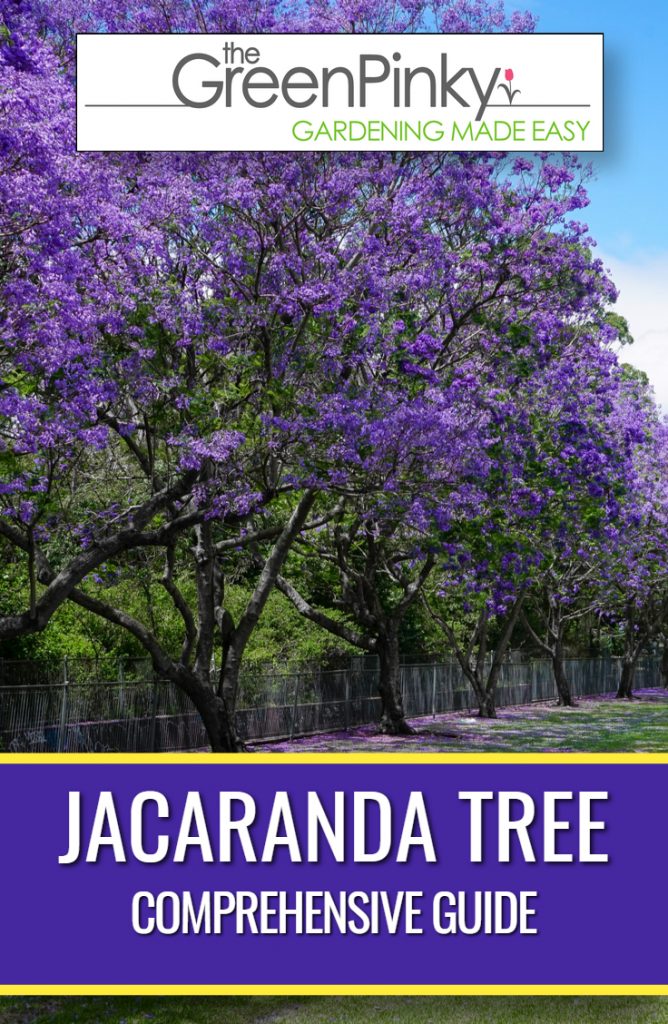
[602,252,668,412]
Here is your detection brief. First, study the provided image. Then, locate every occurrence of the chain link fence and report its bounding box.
[0,654,660,753]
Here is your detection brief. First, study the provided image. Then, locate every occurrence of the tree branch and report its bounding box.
[276,574,374,651]
[0,472,196,640]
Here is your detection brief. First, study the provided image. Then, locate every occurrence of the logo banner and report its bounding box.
[76,34,604,152]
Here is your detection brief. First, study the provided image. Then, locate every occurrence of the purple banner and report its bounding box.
[0,757,665,988]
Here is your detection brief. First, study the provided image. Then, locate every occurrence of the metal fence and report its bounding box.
[0,654,660,753]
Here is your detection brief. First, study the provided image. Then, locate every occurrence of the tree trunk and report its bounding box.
[473,596,526,719]
[177,668,245,752]
[661,643,668,688]
[477,690,497,718]
[219,643,243,725]
[198,693,244,752]
[376,634,413,735]
[216,489,318,731]
[616,656,637,700]
[552,643,576,706]
[458,668,489,718]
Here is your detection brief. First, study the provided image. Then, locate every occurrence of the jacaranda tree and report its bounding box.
[1,0,651,747]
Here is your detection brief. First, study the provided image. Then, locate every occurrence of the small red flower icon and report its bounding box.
[498,68,520,104]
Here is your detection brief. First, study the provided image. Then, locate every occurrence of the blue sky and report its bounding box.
[531,0,668,406]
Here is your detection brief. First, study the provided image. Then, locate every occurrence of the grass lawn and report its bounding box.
[252,688,668,753]
[1,997,668,1024]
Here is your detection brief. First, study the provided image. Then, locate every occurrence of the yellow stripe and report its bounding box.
[1,752,667,764]
[0,985,667,996]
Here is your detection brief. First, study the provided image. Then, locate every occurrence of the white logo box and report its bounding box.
[76,33,603,152]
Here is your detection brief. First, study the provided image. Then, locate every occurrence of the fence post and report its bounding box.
[344,671,351,731]
[431,663,438,719]
[57,657,69,753]
[148,678,159,753]
[117,655,125,715]
[289,673,300,742]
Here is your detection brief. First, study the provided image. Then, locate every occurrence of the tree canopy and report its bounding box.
[1,0,666,748]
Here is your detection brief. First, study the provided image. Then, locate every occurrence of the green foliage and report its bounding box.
[225,587,355,667]
[0,552,355,669]
[606,311,634,346]
[620,361,650,389]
